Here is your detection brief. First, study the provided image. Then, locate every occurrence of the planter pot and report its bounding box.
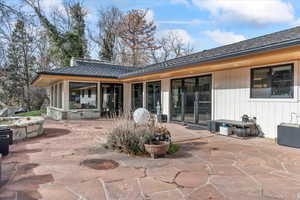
[144,141,170,159]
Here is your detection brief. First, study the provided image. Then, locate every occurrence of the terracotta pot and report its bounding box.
[144,141,170,159]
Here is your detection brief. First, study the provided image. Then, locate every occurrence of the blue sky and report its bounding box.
[16,0,300,56]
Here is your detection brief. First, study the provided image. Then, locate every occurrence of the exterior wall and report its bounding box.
[44,60,300,139]
[161,78,170,120]
[123,83,131,113]
[214,60,300,138]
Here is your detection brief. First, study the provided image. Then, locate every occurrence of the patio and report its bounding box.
[1,119,300,200]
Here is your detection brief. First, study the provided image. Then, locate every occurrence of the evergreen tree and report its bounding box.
[2,19,35,110]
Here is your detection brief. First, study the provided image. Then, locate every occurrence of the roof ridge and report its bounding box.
[142,25,300,70]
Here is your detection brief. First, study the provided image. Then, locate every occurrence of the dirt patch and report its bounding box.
[80,159,119,170]
[94,126,103,129]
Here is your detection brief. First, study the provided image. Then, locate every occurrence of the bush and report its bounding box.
[167,143,179,154]
[105,117,155,154]
[105,114,178,156]
[16,110,46,117]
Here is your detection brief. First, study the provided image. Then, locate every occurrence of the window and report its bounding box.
[131,83,143,110]
[51,86,54,107]
[69,82,97,109]
[58,83,63,108]
[54,85,57,107]
[81,90,84,97]
[251,64,294,98]
[146,81,161,113]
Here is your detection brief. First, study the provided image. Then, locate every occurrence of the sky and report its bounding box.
[15,0,300,58]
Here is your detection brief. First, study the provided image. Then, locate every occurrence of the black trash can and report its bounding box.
[0,135,9,156]
[0,127,13,145]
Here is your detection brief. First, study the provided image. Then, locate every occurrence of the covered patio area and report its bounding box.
[1,119,300,199]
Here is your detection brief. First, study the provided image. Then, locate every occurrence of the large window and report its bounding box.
[131,83,143,111]
[251,64,294,98]
[69,82,97,109]
[58,83,63,108]
[146,81,161,113]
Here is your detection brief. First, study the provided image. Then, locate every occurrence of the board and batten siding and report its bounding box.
[214,60,300,139]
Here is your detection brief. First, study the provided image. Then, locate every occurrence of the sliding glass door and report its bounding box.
[170,75,212,125]
[198,75,212,125]
[131,83,143,111]
[101,83,123,117]
[184,77,197,123]
[171,79,182,121]
[146,81,161,113]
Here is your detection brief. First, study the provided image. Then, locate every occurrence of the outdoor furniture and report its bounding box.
[209,119,258,137]
[0,134,9,156]
[0,127,13,145]
[278,123,300,148]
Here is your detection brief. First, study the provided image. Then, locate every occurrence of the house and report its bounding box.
[32,26,300,139]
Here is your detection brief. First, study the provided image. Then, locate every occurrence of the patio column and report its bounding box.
[62,80,69,111]
[123,83,131,113]
[142,82,146,109]
[97,82,101,112]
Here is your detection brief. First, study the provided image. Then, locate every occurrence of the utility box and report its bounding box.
[220,125,232,136]
[278,123,300,148]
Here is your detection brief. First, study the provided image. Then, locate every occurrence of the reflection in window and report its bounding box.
[58,83,62,108]
[131,83,143,111]
[69,82,97,109]
[251,64,293,98]
[146,81,161,113]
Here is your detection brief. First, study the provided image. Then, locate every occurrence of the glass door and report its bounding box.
[101,83,123,117]
[197,75,212,125]
[146,81,161,113]
[184,78,197,123]
[171,79,183,121]
[170,74,212,126]
[131,83,143,111]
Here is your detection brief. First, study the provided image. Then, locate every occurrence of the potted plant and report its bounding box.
[144,126,171,159]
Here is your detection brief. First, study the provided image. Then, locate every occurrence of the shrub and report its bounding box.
[105,117,155,154]
[167,143,179,154]
[105,114,177,155]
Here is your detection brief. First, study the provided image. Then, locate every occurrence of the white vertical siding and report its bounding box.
[214,61,299,138]
[123,83,131,113]
[161,78,170,120]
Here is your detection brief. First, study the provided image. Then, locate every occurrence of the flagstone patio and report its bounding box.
[1,119,300,200]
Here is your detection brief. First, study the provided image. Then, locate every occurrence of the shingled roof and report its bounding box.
[39,26,300,79]
[41,60,138,78]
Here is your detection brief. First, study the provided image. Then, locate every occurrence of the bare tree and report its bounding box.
[151,31,194,63]
[89,7,123,62]
[120,9,157,67]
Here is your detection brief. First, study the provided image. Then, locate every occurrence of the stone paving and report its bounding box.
[1,119,300,199]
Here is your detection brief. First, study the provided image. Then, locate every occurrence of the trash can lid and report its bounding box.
[0,125,9,131]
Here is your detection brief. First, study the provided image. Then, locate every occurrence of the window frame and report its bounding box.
[131,82,143,110]
[146,81,161,113]
[250,63,294,99]
[69,82,98,110]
